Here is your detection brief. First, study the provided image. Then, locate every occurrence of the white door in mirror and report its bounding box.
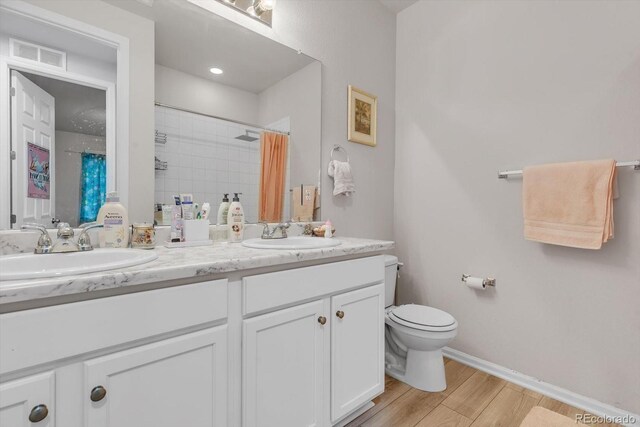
[242,236,341,250]
[11,71,56,226]
[0,249,158,281]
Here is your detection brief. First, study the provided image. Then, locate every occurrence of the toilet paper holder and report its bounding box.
[461,274,496,287]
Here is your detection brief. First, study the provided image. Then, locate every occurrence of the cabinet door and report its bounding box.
[331,284,385,422]
[0,372,55,427]
[243,300,328,427]
[84,326,227,427]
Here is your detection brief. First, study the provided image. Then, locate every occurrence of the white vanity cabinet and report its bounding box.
[331,285,385,423]
[83,326,227,427]
[0,280,228,427]
[243,300,328,427]
[0,254,387,427]
[0,372,55,426]
[241,256,385,427]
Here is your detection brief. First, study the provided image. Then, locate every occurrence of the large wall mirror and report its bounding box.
[0,5,119,229]
[110,0,322,225]
[1,0,321,230]
[0,2,129,229]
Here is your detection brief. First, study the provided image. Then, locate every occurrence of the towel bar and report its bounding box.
[498,160,640,179]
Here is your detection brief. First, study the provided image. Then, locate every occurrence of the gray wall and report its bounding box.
[395,0,640,414]
[211,0,397,240]
[155,64,259,125]
[258,61,322,203]
[279,1,396,240]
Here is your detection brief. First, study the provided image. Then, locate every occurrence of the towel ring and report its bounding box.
[330,145,350,163]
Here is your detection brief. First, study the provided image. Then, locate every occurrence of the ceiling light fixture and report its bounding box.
[247,0,275,17]
[209,67,224,75]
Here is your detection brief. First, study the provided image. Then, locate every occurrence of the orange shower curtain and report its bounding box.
[259,132,289,222]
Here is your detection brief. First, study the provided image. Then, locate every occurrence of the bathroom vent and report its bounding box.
[9,39,66,71]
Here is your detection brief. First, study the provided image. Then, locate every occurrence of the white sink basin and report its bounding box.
[242,236,341,250]
[0,249,158,281]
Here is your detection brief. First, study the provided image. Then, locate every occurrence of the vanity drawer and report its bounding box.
[242,256,384,316]
[0,279,227,375]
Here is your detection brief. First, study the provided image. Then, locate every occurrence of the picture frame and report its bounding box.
[27,142,51,199]
[348,85,377,147]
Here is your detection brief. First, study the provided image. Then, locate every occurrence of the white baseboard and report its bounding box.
[442,347,640,427]
[333,401,374,427]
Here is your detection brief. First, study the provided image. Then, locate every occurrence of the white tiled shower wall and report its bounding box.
[155,106,261,223]
[154,106,291,224]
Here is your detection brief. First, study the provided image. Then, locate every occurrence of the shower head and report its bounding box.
[235,130,260,142]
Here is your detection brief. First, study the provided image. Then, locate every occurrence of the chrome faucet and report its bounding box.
[260,222,291,239]
[77,222,103,251]
[21,223,53,254]
[52,222,79,253]
[20,221,103,254]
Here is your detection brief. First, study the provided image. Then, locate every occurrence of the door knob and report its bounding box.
[318,316,327,325]
[28,404,48,422]
[90,385,107,402]
[336,310,345,319]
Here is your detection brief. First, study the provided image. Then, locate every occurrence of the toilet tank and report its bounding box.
[384,255,398,307]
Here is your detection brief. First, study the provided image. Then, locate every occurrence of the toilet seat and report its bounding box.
[388,304,457,332]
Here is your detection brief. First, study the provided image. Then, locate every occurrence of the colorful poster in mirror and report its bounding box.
[348,85,377,147]
[27,142,50,199]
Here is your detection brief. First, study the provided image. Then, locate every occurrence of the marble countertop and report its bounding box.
[0,237,393,305]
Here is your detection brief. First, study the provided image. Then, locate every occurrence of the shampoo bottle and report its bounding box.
[324,220,333,238]
[217,194,230,225]
[227,193,245,243]
[97,191,130,248]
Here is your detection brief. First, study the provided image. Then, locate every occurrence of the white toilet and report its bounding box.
[384,255,458,392]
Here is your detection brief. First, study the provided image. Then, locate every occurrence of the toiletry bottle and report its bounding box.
[227,193,245,243]
[201,203,211,220]
[182,200,194,220]
[170,196,182,242]
[324,220,333,238]
[217,194,230,225]
[97,191,130,248]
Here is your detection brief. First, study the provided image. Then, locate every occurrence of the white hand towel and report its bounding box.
[328,160,355,196]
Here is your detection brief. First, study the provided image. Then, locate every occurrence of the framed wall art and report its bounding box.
[348,85,377,147]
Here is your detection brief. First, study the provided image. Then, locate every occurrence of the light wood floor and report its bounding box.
[346,358,620,427]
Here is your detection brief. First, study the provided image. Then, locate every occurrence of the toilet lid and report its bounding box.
[390,304,457,331]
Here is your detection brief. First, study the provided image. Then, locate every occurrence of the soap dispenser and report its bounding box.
[227,193,245,243]
[97,191,130,248]
[217,193,230,225]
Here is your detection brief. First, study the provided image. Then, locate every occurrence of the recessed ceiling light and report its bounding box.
[209,67,223,75]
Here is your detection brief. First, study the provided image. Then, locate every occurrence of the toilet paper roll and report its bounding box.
[465,276,486,290]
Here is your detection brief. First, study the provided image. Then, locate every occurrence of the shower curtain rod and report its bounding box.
[154,102,291,136]
[64,149,106,155]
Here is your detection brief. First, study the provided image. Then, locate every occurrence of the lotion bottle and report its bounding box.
[227,193,245,242]
[217,194,230,225]
[97,191,130,248]
[324,219,333,238]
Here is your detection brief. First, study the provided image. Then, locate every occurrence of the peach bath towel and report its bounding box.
[523,159,616,250]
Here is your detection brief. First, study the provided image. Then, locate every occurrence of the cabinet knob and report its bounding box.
[28,404,48,423]
[336,310,345,319]
[318,316,327,325]
[90,385,107,402]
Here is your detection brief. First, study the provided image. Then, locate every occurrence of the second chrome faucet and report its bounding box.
[260,222,291,239]
[21,221,103,254]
